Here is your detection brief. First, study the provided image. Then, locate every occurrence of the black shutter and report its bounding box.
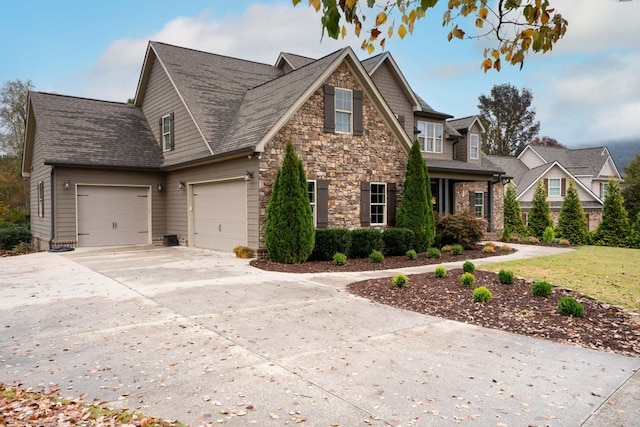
[323,84,335,133]
[169,112,175,150]
[317,180,329,228]
[387,183,397,226]
[158,117,163,146]
[543,178,549,194]
[353,89,363,136]
[360,182,371,226]
[561,178,566,196]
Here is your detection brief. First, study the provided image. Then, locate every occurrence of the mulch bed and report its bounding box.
[348,269,640,358]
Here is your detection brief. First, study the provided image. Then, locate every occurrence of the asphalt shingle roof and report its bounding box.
[426,157,504,175]
[528,145,609,177]
[29,92,162,169]
[484,155,529,183]
[278,52,316,70]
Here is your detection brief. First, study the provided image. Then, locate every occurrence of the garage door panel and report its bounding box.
[192,180,246,251]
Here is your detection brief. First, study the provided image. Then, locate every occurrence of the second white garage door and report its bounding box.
[192,180,247,251]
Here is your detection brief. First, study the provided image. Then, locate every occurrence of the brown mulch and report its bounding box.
[250,246,507,273]
[347,269,640,358]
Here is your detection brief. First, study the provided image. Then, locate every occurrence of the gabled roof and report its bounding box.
[523,145,620,178]
[24,92,162,170]
[414,94,453,119]
[275,52,315,71]
[361,52,422,112]
[484,155,529,185]
[448,115,486,133]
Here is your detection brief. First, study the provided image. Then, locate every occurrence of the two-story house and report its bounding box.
[22,42,506,253]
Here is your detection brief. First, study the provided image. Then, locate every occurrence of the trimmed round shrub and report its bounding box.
[531,281,552,297]
[482,245,496,253]
[311,228,351,261]
[528,236,540,244]
[462,260,475,273]
[333,252,347,265]
[557,296,584,317]
[350,229,383,258]
[499,244,513,252]
[426,247,441,259]
[484,241,495,247]
[451,244,463,255]
[460,272,476,287]
[405,249,417,260]
[441,245,453,253]
[392,274,409,288]
[498,269,515,284]
[434,266,447,278]
[382,228,415,256]
[559,238,570,246]
[472,286,493,302]
[369,250,385,263]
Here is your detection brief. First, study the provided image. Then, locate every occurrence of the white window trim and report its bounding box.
[370,182,387,226]
[548,178,561,197]
[334,88,352,134]
[161,114,172,152]
[470,134,479,159]
[600,182,609,198]
[416,120,443,153]
[474,191,484,218]
[307,180,317,226]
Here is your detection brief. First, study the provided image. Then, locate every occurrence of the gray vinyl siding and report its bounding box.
[165,156,259,248]
[369,62,413,138]
[467,122,483,164]
[53,168,164,243]
[455,133,468,162]
[29,127,52,243]
[141,57,210,166]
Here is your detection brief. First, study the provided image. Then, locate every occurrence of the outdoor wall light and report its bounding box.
[64,180,70,189]
[244,170,254,182]
[178,181,185,190]
[157,183,163,191]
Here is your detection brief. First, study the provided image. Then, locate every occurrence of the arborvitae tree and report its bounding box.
[527,180,552,238]
[396,140,435,251]
[503,184,524,234]
[556,180,588,245]
[593,179,629,247]
[628,213,640,249]
[264,142,315,263]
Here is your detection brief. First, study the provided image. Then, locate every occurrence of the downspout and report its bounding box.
[452,136,460,160]
[48,166,56,249]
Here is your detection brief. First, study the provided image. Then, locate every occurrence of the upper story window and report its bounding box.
[370,183,386,225]
[600,182,609,199]
[470,134,480,159]
[307,180,317,226]
[474,191,484,217]
[335,88,352,133]
[416,121,443,153]
[37,181,45,217]
[161,113,174,151]
[548,178,562,197]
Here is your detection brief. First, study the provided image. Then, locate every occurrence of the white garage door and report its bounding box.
[77,185,150,247]
[192,180,246,251]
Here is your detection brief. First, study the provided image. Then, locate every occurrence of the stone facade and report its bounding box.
[258,63,408,248]
[454,181,504,231]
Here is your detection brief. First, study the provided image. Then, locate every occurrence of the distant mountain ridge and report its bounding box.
[576,139,639,176]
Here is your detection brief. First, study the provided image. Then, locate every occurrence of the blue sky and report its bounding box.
[2,0,639,147]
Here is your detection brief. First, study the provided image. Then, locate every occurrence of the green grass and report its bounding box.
[484,246,640,312]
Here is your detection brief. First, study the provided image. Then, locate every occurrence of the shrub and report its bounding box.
[462,260,475,273]
[504,185,525,234]
[460,272,476,287]
[451,244,463,255]
[593,180,629,247]
[528,236,540,244]
[483,241,495,247]
[542,226,555,243]
[426,247,441,259]
[311,228,351,261]
[333,252,347,265]
[482,245,496,253]
[436,213,487,249]
[434,266,447,278]
[472,286,493,302]
[557,296,584,317]
[441,245,453,253]
[392,274,409,288]
[498,269,515,284]
[10,242,33,255]
[405,249,417,260]
[531,281,552,297]
[382,228,415,256]
[350,229,383,258]
[556,180,589,245]
[369,250,385,263]
[528,181,553,239]
[232,245,254,258]
[0,224,31,251]
[559,238,570,246]
[499,244,513,252]
[500,227,511,242]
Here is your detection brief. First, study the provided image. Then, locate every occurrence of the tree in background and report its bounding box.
[622,154,640,222]
[478,83,540,156]
[531,136,566,149]
[503,184,524,234]
[593,179,629,247]
[293,0,568,71]
[527,180,552,239]
[264,142,315,263]
[396,140,435,251]
[556,180,588,245]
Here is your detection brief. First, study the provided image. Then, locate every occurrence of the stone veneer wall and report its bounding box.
[258,63,408,248]
[454,181,504,231]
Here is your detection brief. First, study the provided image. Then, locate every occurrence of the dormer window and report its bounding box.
[416,121,443,153]
[335,88,352,133]
[470,134,479,159]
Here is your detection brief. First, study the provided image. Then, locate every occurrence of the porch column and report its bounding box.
[443,179,450,214]
[487,180,494,232]
[438,179,445,214]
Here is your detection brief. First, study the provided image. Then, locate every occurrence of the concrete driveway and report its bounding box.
[1,245,638,426]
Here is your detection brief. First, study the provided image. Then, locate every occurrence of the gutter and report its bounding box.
[48,166,55,249]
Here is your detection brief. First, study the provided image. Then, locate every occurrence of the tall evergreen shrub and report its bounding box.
[396,140,435,252]
[503,184,524,234]
[264,142,315,263]
[528,180,552,239]
[556,180,588,245]
[593,179,629,247]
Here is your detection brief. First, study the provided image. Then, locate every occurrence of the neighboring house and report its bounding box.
[22,42,506,253]
[487,145,622,230]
